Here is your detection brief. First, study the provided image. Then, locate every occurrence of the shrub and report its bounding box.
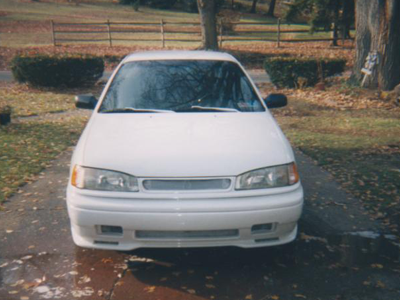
[11,55,104,88]
[264,57,346,88]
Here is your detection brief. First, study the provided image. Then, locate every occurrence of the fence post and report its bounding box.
[219,20,223,48]
[277,18,281,48]
[160,19,165,48]
[107,19,112,47]
[51,20,56,46]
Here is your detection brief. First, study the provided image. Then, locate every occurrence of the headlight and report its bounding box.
[235,162,299,190]
[71,165,139,192]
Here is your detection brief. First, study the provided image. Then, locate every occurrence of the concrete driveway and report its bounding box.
[1,147,399,300]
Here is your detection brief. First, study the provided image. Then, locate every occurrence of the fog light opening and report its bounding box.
[99,225,123,236]
[94,240,119,246]
[251,223,273,234]
[255,237,279,243]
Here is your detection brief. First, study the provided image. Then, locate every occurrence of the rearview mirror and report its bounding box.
[264,94,288,109]
[75,94,98,110]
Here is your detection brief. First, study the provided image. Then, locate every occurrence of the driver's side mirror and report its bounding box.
[75,94,98,110]
[264,93,288,109]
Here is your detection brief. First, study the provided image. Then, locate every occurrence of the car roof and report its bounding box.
[122,50,238,64]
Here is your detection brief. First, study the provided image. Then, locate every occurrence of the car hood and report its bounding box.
[81,113,294,177]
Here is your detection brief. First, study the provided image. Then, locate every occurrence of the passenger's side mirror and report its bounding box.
[75,94,98,110]
[264,94,288,109]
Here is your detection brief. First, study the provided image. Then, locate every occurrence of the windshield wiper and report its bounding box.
[190,106,240,112]
[101,107,175,113]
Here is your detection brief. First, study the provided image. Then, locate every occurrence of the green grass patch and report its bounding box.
[273,99,400,224]
[0,115,88,203]
[0,86,76,117]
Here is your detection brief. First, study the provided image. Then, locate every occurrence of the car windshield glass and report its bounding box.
[99,60,265,113]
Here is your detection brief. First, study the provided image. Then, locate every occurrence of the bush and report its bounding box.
[264,57,346,88]
[11,55,104,88]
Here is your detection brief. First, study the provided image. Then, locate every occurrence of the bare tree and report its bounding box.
[197,0,219,50]
[250,0,258,13]
[353,0,400,90]
[267,0,277,17]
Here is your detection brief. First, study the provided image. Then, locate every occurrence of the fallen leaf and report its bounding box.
[371,264,383,269]
[78,275,91,284]
[144,286,156,293]
[10,279,24,287]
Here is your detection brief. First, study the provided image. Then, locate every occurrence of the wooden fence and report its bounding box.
[51,19,354,47]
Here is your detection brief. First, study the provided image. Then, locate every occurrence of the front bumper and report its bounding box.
[66,184,303,250]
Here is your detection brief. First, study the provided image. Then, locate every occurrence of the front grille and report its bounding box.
[142,179,231,191]
[136,229,239,239]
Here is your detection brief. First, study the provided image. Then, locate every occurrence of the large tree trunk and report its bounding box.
[267,0,277,17]
[353,0,400,90]
[250,0,258,13]
[197,0,219,50]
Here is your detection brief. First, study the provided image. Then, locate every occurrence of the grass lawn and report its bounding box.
[0,114,89,204]
[0,85,75,117]
[0,83,102,117]
[0,83,99,204]
[269,87,400,233]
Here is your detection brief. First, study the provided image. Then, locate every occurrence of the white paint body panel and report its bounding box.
[66,51,304,250]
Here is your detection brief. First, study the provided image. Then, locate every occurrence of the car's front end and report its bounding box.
[66,51,304,250]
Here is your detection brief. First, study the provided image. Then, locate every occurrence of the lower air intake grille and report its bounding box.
[136,229,239,239]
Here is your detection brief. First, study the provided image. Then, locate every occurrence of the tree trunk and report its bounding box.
[197,0,219,50]
[267,0,277,17]
[250,0,258,13]
[353,0,400,90]
[331,1,339,46]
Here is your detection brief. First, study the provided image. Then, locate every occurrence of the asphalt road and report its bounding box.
[1,147,399,300]
[0,70,270,84]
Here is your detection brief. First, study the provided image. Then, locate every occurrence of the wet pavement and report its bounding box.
[1,150,399,300]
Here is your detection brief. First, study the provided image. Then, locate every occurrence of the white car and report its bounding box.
[67,51,303,250]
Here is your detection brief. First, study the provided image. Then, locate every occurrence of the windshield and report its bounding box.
[99,60,265,113]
